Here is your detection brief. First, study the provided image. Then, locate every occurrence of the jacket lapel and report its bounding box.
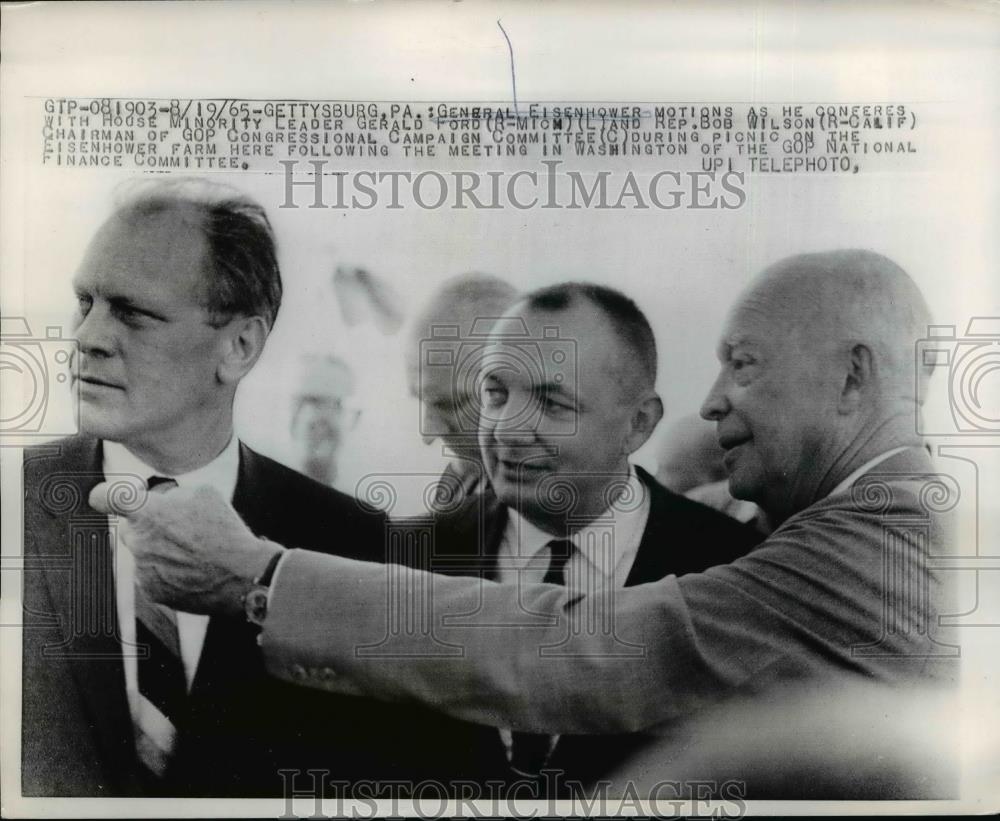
[189,443,267,696]
[481,492,507,580]
[455,488,507,580]
[624,466,674,587]
[32,437,139,783]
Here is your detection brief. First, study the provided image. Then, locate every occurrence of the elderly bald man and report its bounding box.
[92,250,959,768]
[404,272,518,510]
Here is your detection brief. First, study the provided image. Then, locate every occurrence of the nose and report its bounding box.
[490,400,538,446]
[699,368,730,422]
[73,304,116,359]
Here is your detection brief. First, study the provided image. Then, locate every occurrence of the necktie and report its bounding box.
[509,538,575,777]
[134,475,185,778]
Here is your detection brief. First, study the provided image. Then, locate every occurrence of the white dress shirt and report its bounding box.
[495,466,651,590]
[103,436,240,723]
[494,465,651,766]
[828,446,912,498]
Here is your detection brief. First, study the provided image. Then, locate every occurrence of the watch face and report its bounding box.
[245,586,269,626]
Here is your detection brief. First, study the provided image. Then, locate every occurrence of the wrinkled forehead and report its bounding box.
[721,276,822,351]
[78,210,211,297]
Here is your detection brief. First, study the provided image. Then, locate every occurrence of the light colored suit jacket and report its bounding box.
[260,447,959,735]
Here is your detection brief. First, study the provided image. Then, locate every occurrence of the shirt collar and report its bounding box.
[827,446,912,499]
[102,435,241,501]
[503,466,650,572]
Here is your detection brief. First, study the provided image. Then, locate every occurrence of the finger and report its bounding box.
[88,482,112,514]
[88,479,148,516]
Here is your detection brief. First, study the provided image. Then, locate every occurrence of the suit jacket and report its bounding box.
[260,448,959,738]
[22,435,386,797]
[353,466,762,787]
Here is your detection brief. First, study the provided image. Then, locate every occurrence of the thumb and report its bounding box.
[88,478,150,517]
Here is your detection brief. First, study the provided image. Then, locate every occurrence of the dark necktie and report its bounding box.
[509,538,575,777]
[134,475,185,778]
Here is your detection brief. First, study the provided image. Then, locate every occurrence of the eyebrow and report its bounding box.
[113,295,170,320]
[482,371,580,401]
[718,335,764,361]
[537,381,580,405]
[76,280,169,322]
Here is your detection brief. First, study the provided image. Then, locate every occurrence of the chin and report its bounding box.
[78,406,125,442]
[495,473,544,509]
[489,473,519,503]
[727,472,762,505]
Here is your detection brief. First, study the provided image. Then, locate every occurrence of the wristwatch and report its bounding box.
[243,547,284,627]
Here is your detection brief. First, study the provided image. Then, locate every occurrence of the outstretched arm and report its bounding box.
[89,478,943,735]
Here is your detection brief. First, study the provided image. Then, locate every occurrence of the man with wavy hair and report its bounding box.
[22,180,384,796]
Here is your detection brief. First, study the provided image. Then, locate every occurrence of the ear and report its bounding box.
[839,342,873,413]
[217,316,269,385]
[624,394,664,455]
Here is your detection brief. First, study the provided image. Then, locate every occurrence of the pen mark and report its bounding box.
[497,19,519,118]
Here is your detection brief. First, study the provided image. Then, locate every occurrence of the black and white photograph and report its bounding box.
[1,1,998,817]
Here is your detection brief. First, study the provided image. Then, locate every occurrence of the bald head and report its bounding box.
[407,273,518,361]
[748,250,932,405]
[407,273,518,449]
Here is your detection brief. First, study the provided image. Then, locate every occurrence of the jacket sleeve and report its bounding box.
[259,487,953,734]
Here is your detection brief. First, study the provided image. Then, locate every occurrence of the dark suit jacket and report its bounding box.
[371,466,763,788]
[22,435,386,797]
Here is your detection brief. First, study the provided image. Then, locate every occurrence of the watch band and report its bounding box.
[255,547,285,587]
[244,546,285,627]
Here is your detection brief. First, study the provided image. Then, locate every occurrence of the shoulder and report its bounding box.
[23,435,99,481]
[730,470,954,591]
[236,445,386,555]
[240,445,361,510]
[23,436,102,518]
[777,470,955,554]
[434,485,504,535]
[419,485,506,572]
